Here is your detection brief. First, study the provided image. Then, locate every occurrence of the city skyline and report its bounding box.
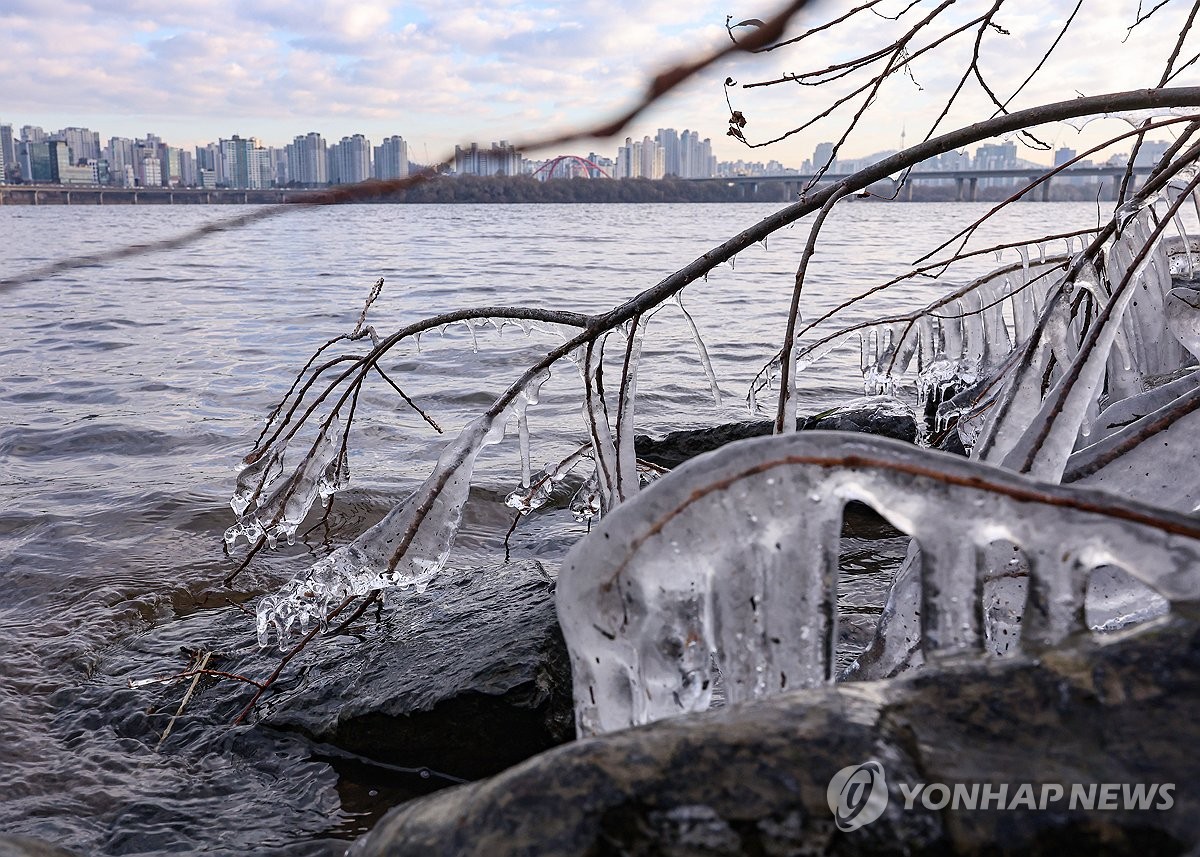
[2,112,1167,194]
[3,1,1191,169]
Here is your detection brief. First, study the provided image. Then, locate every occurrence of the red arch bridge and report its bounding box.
[531,155,611,180]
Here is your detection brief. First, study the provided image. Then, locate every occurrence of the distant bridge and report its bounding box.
[0,185,308,206]
[531,155,611,180]
[699,165,1156,201]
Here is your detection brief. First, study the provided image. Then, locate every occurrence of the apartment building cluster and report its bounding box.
[0,122,410,189]
[459,130,722,180]
[610,129,718,179]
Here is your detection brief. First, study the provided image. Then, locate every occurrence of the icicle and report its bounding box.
[1002,211,1163,480]
[961,289,986,369]
[230,441,288,517]
[226,416,343,549]
[506,445,590,514]
[461,320,480,352]
[570,467,603,522]
[675,294,723,407]
[255,397,517,648]
[780,330,801,433]
[510,368,550,494]
[572,340,621,514]
[318,447,349,507]
[917,315,935,372]
[615,320,645,502]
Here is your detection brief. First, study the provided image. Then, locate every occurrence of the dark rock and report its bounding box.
[635,396,918,470]
[260,559,574,781]
[351,613,1200,856]
[802,396,918,443]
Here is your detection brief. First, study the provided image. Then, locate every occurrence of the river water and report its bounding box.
[0,200,1110,854]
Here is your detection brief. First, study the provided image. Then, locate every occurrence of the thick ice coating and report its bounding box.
[557,431,1200,737]
[254,407,511,648]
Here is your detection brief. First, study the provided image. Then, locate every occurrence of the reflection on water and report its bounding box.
[0,201,1110,853]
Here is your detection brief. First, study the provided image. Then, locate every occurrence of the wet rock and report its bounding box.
[635,396,918,470]
[260,559,574,781]
[352,613,1200,856]
[802,396,918,442]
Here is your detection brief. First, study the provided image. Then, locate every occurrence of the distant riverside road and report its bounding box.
[0,169,1150,206]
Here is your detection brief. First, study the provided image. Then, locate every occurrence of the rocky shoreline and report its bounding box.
[5,397,1190,856]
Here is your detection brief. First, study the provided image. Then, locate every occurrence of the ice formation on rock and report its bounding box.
[557,432,1200,736]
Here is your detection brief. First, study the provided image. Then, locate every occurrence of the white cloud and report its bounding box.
[3,0,1198,167]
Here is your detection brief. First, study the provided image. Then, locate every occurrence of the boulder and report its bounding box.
[351,612,1200,856]
[634,396,918,470]
[260,559,574,781]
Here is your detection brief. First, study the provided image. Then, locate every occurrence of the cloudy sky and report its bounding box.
[2,0,1195,167]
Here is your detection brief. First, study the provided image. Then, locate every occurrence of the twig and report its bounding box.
[232,596,355,725]
[503,511,522,563]
[374,365,443,432]
[326,591,381,637]
[156,651,211,750]
[223,535,267,587]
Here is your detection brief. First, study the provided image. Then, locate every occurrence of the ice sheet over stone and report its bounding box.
[558,432,1200,736]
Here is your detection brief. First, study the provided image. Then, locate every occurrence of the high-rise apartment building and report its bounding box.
[270,147,288,186]
[0,124,14,182]
[615,136,662,179]
[56,127,101,162]
[180,150,197,187]
[107,137,136,178]
[374,135,409,181]
[285,132,328,186]
[218,136,272,188]
[454,141,522,176]
[1134,140,1170,168]
[656,128,680,176]
[813,141,837,173]
[677,130,716,178]
[138,156,162,187]
[220,136,252,188]
[196,143,222,184]
[328,134,372,184]
[973,142,1018,171]
[161,146,183,186]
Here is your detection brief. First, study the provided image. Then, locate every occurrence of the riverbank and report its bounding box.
[0,174,1117,206]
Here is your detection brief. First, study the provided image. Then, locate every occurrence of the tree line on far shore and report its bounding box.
[352,173,1124,204]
